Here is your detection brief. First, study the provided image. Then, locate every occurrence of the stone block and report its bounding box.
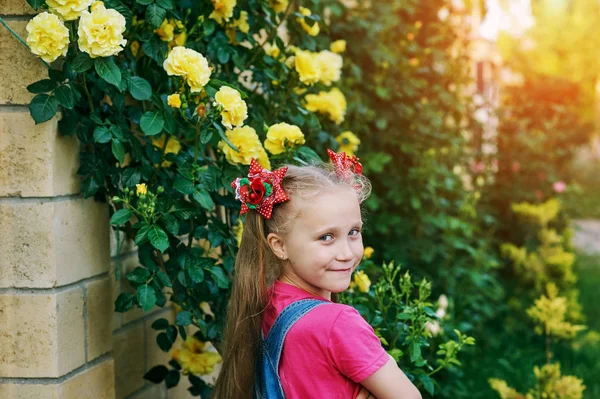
[0,286,85,378]
[86,276,113,361]
[0,0,37,15]
[0,198,110,288]
[0,20,48,105]
[113,323,146,399]
[0,110,80,197]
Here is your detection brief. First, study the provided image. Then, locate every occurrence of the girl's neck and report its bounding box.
[279,274,331,300]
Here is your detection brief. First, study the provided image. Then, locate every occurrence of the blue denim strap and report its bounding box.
[257,298,330,398]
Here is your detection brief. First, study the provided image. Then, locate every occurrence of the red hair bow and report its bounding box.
[327,149,363,180]
[231,159,289,219]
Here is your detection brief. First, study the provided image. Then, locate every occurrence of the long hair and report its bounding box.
[212,164,371,399]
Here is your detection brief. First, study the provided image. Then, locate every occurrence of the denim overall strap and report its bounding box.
[257,298,330,398]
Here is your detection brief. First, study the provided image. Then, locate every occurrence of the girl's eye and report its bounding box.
[349,228,361,236]
[319,234,334,242]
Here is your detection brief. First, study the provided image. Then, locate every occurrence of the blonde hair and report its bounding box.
[212,163,371,399]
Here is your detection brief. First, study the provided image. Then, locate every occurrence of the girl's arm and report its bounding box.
[359,355,422,399]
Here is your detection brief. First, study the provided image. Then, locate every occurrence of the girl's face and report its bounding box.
[270,186,364,300]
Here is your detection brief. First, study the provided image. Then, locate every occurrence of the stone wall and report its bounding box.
[0,2,190,397]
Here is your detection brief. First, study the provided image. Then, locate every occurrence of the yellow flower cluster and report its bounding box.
[353,270,371,293]
[172,337,223,376]
[218,126,270,170]
[336,131,360,156]
[526,283,586,339]
[215,86,248,129]
[512,199,560,228]
[294,49,343,86]
[151,134,182,167]
[136,183,148,196]
[209,0,237,24]
[269,0,288,13]
[163,46,212,93]
[297,6,320,36]
[226,11,249,43]
[363,246,374,259]
[156,19,186,49]
[304,88,347,125]
[233,218,244,247]
[46,0,92,21]
[77,2,127,58]
[26,12,70,63]
[330,40,346,54]
[264,123,305,155]
[167,94,181,109]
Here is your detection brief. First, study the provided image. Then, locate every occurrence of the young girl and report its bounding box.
[213,150,422,399]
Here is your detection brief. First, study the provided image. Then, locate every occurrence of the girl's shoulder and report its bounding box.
[299,302,372,336]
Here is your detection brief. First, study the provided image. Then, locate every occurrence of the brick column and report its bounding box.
[0,1,115,397]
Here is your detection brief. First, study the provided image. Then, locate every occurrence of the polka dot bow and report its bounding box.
[327,149,363,180]
[231,159,290,219]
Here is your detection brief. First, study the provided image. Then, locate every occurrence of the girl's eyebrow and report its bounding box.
[314,222,363,235]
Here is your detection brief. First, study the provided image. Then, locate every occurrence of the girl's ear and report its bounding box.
[266,232,287,260]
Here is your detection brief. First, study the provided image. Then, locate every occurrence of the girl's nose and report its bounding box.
[336,238,355,261]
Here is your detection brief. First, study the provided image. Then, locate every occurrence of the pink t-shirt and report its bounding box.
[262,280,389,399]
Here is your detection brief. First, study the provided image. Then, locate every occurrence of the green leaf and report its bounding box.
[146,3,166,28]
[155,0,173,9]
[71,53,94,72]
[110,209,132,225]
[217,46,230,63]
[128,76,152,100]
[114,292,135,312]
[126,267,151,284]
[136,284,157,311]
[409,341,422,363]
[165,370,180,389]
[26,0,43,10]
[188,265,204,283]
[27,79,56,94]
[297,146,322,163]
[175,310,192,326]
[156,332,173,352]
[166,325,178,342]
[156,270,172,287]
[417,374,435,396]
[136,0,153,4]
[135,224,152,245]
[213,121,238,151]
[54,85,75,109]
[29,94,58,124]
[148,225,169,252]
[121,168,141,187]
[140,111,164,136]
[151,318,170,330]
[143,365,168,383]
[93,126,111,143]
[209,266,229,289]
[193,190,215,210]
[112,140,125,163]
[174,177,194,195]
[95,57,122,87]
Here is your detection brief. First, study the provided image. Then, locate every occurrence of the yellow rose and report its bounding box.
[215,86,248,129]
[26,12,70,63]
[316,50,343,86]
[173,31,187,47]
[330,39,346,53]
[77,2,127,58]
[46,0,93,21]
[264,42,280,58]
[172,337,222,375]
[136,183,148,196]
[363,246,374,259]
[264,122,305,155]
[269,0,288,13]
[295,50,320,85]
[353,270,371,293]
[156,19,175,42]
[130,40,140,57]
[209,0,236,24]
[167,94,181,108]
[163,46,211,93]
[151,134,182,167]
[304,88,347,125]
[218,125,268,167]
[297,6,320,36]
[336,131,360,156]
[256,146,272,170]
[90,1,103,11]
